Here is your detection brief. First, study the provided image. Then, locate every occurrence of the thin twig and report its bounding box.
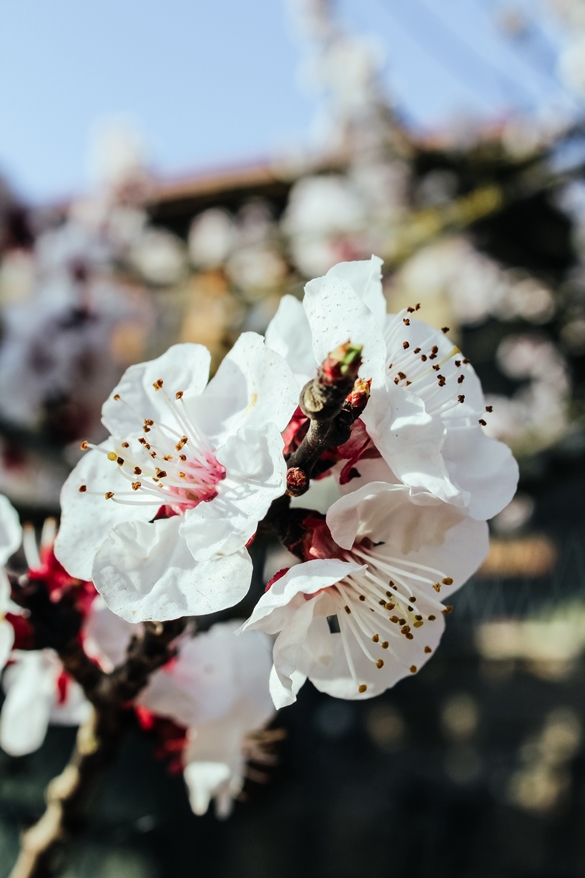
[8,577,186,878]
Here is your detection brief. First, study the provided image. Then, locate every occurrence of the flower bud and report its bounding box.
[346,378,371,418]
[319,341,363,386]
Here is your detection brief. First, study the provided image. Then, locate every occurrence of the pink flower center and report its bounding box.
[80,381,226,515]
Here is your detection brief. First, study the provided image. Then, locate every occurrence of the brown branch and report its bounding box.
[285,342,366,497]
[8,578,186,878]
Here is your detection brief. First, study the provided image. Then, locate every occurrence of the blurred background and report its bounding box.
[2,0,585,875]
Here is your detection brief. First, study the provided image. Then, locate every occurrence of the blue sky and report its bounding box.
[0,0,573,203]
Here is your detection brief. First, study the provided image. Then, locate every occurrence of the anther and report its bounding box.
[344,605,351,614]
[463,357,469,364]
[403,341,409,349]
[107,452,117,461]
[113,394,120,401]
[424,646,432,654]
[433,583,441,592]
[381,641,389,649]
[409,665,417,673]
[376,659,384,669]
[406,633,414,640]
[401,625,410,634]
[428,615,436,621]
[121,442,129,448]
[156,469,167,478]
[458,375,465,384]
[153,379,164,391]
[398,618,406,626]
[116,457,124,466]
[455,360,461,367]
[403,318,410,326]
[105,492,114,500]
[385,602,394,610]
[415,615,423,621]
[179,454,187,461]
[144,419,154,427]
[132,482,141,491]
[443,605,453,615]
[413,621,424,628]
[432,364,440,371]
[398,372,406,380]
[78,485,87,493]
[134,467,142,475]
[442,577,453,585]
[421,354,427,362]
[358,684,367,693]
[414,348,421,354]
[390,616,399,624]
[176,391,184,400]
[478,419,487,426]
[458,395,465,403]
[163,455,172,461]
[441,327,450,334]
[437,375,446,386]
[486,405,493,412]
[372,634,379,643]
[80,440,88,450]
[359,595,366,602]
[431,346,438,355]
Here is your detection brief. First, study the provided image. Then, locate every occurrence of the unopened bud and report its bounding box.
[346,377,371,418]
[320,341,363,386]
[286,466,309,496]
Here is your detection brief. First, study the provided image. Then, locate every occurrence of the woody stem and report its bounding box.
[8,598,185,878]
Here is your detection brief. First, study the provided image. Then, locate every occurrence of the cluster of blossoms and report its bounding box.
[0,255,518,820]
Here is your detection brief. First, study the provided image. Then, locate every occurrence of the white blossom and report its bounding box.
[0,650,90,757]
[85,600,275,818]
[55,333,298,622]
[241,482,488,707]
[266,255,518,521]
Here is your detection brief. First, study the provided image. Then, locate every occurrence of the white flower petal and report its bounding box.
[269,598,331,708]
[92,516,253,622]
[309,612,445,700]
[303,275,387,387]
[139,628,239,727]
[327,481,475,558]
[181,425,286,562]
[102,344,211,435]
[362,388,462,505]
[83,597,140,672]
[241,558,364,635]
[265,295,315,387]
[326,255,386,325]
[55,444,154,581]
[186,332,298,443]
[184,759,234,817]
[443,426,519,520]
[0,651,57,756]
